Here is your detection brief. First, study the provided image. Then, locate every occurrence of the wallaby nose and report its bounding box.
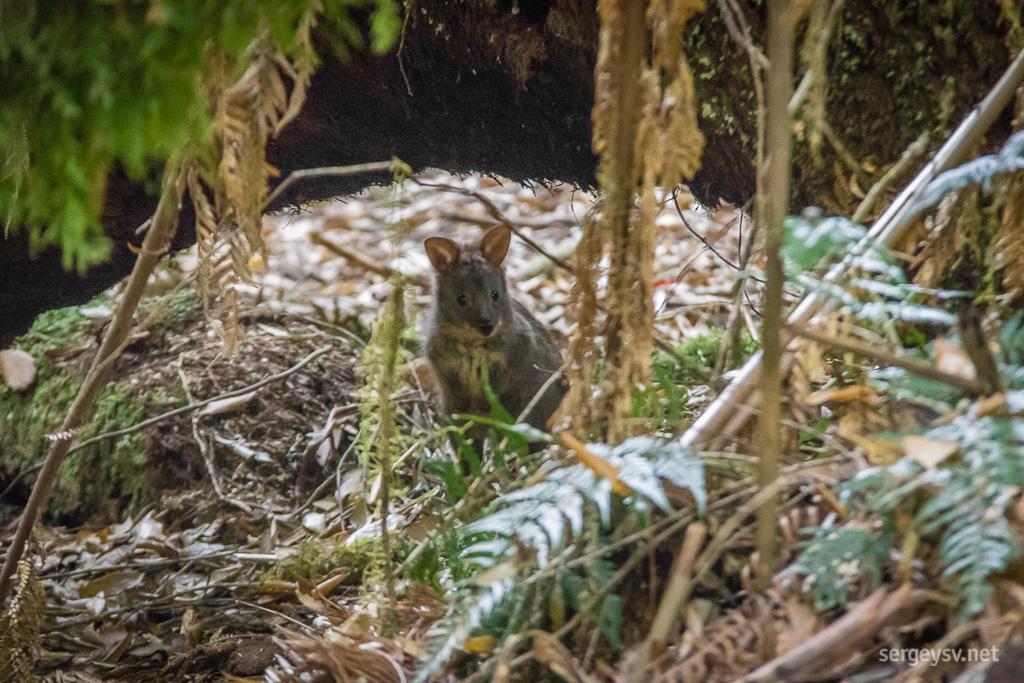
[475,320,495,336]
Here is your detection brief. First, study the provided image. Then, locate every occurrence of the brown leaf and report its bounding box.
[902,436,958,469]
[79,570,145,599]
[804,385,881,406]
[934,338,976,381]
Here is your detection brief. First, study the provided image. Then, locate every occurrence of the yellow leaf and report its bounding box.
[560,433,631,495]
[464,635,496,655]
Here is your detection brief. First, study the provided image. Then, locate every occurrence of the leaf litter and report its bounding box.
[3,171,745,681]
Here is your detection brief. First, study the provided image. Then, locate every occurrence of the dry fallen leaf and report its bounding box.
[805,384,881,406]
[902,435,958,469]
[0,349,36,389]
[560,433,631,495]
[197,390,257,416]
[934,338,976,381]
[464,635,496,656]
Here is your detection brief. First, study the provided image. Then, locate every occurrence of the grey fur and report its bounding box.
[424,227,567,433]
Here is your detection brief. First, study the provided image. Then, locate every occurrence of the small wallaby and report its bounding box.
[424,225,567,439]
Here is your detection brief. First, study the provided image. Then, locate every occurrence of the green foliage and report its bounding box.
[633,331,758,434]
[0,0,400,271]
[907,130,1024,217]
[414,437,705,681]
[263,538,379,583]
[797,318,1024,618]
[783,210,960,325]
[845,413,1024,618]
[0,296,168,519]
[354,277,414,484]
[786,525,892,612]
[784,251,1024,618]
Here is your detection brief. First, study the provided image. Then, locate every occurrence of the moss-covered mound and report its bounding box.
[0,288,358,524]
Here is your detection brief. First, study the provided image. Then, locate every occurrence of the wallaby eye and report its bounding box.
[490,289,500,301]
[456,293,468,306]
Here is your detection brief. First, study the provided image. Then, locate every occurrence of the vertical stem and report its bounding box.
[377,277,405,623]
[0,161,184,607]
[594,0,650,444]
[756,0,794,592]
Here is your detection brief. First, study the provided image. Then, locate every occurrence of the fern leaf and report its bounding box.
[0,559,46,683]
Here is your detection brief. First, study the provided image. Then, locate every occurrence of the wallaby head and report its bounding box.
[425,225,513,340]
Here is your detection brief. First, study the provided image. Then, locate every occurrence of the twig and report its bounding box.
[66,345,333,456]
[516,360,569,426]
[852,131,929,224]
[740,584,915,683]
[680,48,1024,451]
[0,463,43,503]
[693,479,786,593]
[0,159,186,606]
[298,315,368,347]
[788,323,983,393]
[788,0,847,115]
[177,355,253,513]
[643,522,708,657]
[311,230,426,286]
[671,190,739,270]
[42,550,236,579]
[264,160,398,210]
[413,178,576,274]
[755,0,795,592]
[715,0,769,71]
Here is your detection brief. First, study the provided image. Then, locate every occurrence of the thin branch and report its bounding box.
[177,355,253,513]
[671,190,739,270]
[67,345,333,455]
[413,178,576,274]
[789,323,983,393]
[0,159,186,606]
[263,160,397,210]
[756,0,795,592]
[852,131,930,224]
[716,0,769,71]
[788,0,847,115]
[311,230,426,286]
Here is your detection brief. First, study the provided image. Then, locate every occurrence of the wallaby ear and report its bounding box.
[480,225,511,267]
[425,237,461,274]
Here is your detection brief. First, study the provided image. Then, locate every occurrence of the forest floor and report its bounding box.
[5,172,743,681]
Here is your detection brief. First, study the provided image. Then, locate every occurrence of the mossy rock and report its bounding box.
[0,291,198,522]
[0,287,358,524]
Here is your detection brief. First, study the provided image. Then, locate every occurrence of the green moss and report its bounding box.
[682,1,1008,212]
[662,330,759,383]
[53,381,152,519]
[630,331,759,436]
[142,286,203,337]
[0,293,170,520]
[263,538,382,583]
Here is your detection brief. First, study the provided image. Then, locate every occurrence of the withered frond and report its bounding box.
[194,33,319,353]
[0,559,46,683]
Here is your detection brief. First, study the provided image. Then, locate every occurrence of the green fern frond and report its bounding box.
[785,524,891,611]
[414,437,705,681]
[838,414,1024,617]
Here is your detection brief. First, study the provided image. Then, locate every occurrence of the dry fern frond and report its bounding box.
[997,173,1024,298]
[267,630,407,683]
[0,558,46,683]
[589,0,705,443]
[196,34,317,353]
[562,203,604,433]
[659,590,804,683]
